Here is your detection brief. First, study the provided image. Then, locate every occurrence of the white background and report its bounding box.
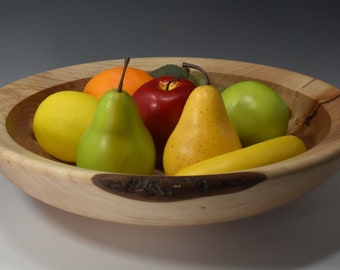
[1,1,340,269]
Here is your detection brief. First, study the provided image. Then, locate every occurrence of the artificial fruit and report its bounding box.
[175,135,306,176]
[133,75,196,168]
[76,58,156,175]
[163,64,242,175]
[33,90,98,163]
[221,80,291,146]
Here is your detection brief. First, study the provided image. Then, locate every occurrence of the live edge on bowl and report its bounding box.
[1,57,340,226]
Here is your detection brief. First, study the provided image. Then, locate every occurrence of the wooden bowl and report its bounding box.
[1,57,340,226]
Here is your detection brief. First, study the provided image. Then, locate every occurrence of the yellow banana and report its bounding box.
[175,135,306,176]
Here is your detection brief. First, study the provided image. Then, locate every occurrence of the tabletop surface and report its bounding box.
[1,1,340,269]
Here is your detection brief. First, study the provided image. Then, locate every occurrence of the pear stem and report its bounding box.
[182,62,210,85]
[117,57,130,93]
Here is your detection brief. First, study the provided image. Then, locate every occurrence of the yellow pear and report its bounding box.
[163,84,242,175]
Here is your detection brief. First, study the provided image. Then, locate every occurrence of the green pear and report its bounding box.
[163,84,242,176]
[76,58,156,175]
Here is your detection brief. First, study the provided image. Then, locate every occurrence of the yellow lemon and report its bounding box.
[33,90,98,162]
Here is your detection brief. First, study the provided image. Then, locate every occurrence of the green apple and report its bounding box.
[221,80,291,147]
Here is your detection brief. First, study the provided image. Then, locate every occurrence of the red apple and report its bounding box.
[133,76,196,169]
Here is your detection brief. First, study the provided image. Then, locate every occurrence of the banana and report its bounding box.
[175,135,307,176]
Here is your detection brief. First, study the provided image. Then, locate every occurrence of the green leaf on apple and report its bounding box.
[149,63,224,90]
[149,64,189,79]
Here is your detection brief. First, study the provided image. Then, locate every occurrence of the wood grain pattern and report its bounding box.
[0,57,340,225]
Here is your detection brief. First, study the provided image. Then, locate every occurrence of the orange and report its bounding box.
[84,66,153,99]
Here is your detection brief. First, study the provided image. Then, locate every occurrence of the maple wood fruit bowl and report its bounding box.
[1,57,340,226]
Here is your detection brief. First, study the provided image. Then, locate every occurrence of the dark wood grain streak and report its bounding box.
[92,172,266,202]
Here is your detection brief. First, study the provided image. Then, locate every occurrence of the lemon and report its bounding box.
[33,90,98,162]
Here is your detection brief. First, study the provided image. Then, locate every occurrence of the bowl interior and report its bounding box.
[5,71,331,174]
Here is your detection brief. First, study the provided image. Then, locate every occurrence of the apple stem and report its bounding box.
[165,77,179,91]
[117,57,130,93]
[182,62,211,85]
